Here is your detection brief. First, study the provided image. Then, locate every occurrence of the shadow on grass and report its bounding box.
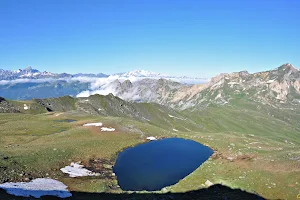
[0,184,275,200]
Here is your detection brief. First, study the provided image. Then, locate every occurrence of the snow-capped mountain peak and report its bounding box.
[116,70,208,82]
[13,69,22,73]
[120,70,167,77]
[0,67,70,80]
[0,67,205,81]
[0,67,109,80]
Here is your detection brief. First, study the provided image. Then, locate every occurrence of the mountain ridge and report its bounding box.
[1,64,299,109]
[0,67,206,80]
[93,63,300,109]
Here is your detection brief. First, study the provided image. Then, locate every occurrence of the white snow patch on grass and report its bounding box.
[146,136,157,141]
[215,93,222,100]
[100,127,115,132]
[228,82,239,85]
[60,162,100,177]
[142,117,151,121]
[0,178,71,198]
[168,114,186,120]
[205,180,214,187]
[83,123,103,127]
[266,80,275,84]
[23,104,29,110]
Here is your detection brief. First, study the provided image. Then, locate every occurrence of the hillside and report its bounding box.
[0,94,299,199]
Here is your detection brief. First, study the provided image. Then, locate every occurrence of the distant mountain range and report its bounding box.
[0,67,108,80]
[0,67,206,80]
[0,67,207,100]
[1,63,299,117]
[1,64,299,110]
[114,70,167,77]
[114,70,206,80]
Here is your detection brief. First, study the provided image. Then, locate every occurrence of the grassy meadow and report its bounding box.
[0,102,299,199]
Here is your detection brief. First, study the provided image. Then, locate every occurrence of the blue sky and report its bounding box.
[0,0,299,77]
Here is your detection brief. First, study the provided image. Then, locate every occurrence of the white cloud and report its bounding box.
[0,75,209,100]
[0,78,58,85]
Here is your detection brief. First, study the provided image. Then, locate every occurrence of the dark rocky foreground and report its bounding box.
[0,184,272,200]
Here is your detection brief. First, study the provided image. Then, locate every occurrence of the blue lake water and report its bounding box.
[113,138,214,191]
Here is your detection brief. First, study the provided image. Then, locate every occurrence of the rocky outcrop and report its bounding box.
[0,97,20,113]
[34,96,76,112]
[105,78,184,104]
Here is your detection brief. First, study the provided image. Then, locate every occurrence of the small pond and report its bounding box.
[113,138,213,191]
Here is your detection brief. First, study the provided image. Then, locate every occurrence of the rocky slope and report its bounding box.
[0,94,189,129]
[104,64,299,109]
[176,63,300,109]
[0,97,20,113]
[106,78,184,104]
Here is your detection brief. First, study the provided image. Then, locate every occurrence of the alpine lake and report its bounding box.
[113,138,214,191]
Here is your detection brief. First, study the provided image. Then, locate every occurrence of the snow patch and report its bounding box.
[266,80,275,84]
[227,157,234,161]
[23,104,29,110]
[228,82,239,85]
[205,180,214,187]
[146,136,157,141]
[60,162,100,177]
[100,127,115,132]
[0,178,71,198]
[215,93,222,100]
[83,123,103,127]
[168,114,186,120]
[142,117,151,121]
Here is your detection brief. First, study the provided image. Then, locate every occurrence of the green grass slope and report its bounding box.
[0,96,299,199]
